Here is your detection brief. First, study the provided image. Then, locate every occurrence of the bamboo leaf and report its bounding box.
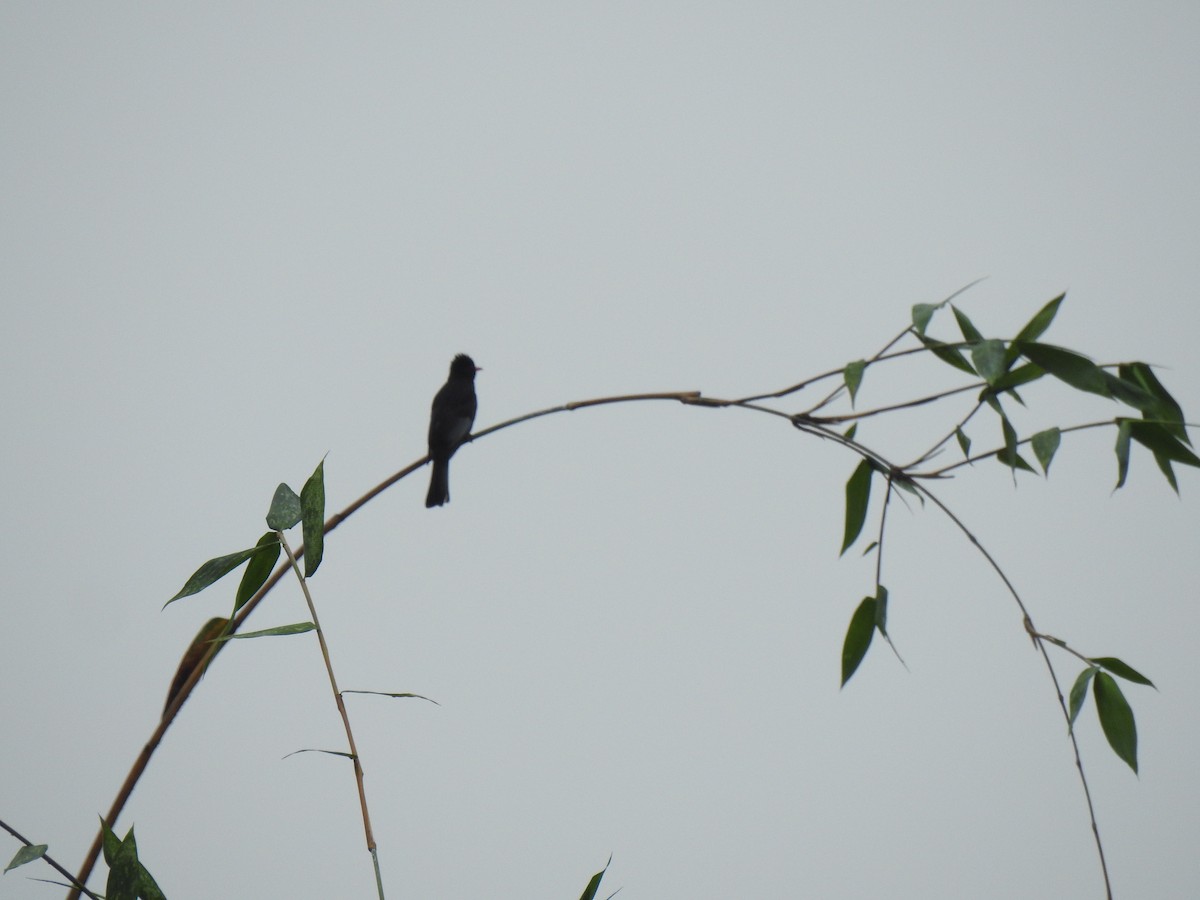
[971,339,1008,386]
[1016,342,1110,396]
[235,532,280,613]
[917,333,976,375]
[578,854,613,900]
[166,546,266,607]
[1114,419,1132,489]
[952,305,984,343]
[1093,672,1139,773]
[215,622,317,640]
[266,483,302,530]
[844,359,866,405]
[840,460,873,556]
[5,843,48,873]
[301,458,326,578]
[1068,667,1097,727]
[911,303,937,335]
[1031,428,1061,475]
[1013,293,1065,344]
[841,597,877,687]
[1090,657,1155,688]
[955,427,972,458]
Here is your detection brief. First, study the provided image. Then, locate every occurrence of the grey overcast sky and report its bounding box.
[3,4,1199,898]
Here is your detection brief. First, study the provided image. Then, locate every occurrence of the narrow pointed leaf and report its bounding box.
[1114,419,1132,489]
[342,690,441,704]
[955,427,972,458]
[1068,667,1097,727]
[873,584,889,635]
[105,825,139,900]
[952,305,984,343]
[1017,342,1110,396]
[1031,428,1061,474]
[1120,362,1188,442]
[215,622,317,640]
[917,333,976,375]
[1102,371,1157,413]
[994,449,1037,473]
[266,483,303,530]
[235,532,280,612]
[911,303,937,335]
[843,422,858,441]
[840,460,873,556]
[990,362,1045,394]
[1128,421,1200,468]
[1154,453,1180,494]
[1090,657,1155,688]
[136,863,167,900]
[166,546,265,607]
[1000,412,1019,471]
[283,748,356,760]
[844,359,866,405]
[579,854,613,900]
[841,597,876,687]
[1093,672,1138,773]
[1014,293,1065,344]
[5,844,48,873]
[163,616,229,715]
[301,458,326,577]
[970,339,1008,386]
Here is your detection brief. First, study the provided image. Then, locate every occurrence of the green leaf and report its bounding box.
[1120,362,1188,442]
[4,843,48,873]
[1090,657,1155,688]
[166,545,267,607]
[989,362,1045,394]
[301,458,326,578]
[970,339,1008,386]
[1154,453,1179,494]
[235,532,280,613]
[1102,371,1157,413]
[841,597,876,687]
[873,584,889,635]
[1114,418,1132,489]
[1000,412,1019,471]
[215,622,317,640]
[136,862,168,900]
[266,483,303,530]
[840,460,873,556]
[993,449,1037,473]
[1128,421,1200,468]
[1031,428,1061,475]
[843,422,858,441]
[1016,342,1110,397]
[860,541,878,556]
[911,303,937,335]
[844,359,866,405]
[104,825,140,900]
[955,427,971,458]
[1013,293,1065,345]
[917,333,976,376]
[1068,667,1097,727]
[578,854,613,900]
[1093,672,1139,773]
[952,305,984,343]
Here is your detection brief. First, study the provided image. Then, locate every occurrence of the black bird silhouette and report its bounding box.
[425,354,480,507]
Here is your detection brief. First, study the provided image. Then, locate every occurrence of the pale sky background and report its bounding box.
[2,4,1199,899]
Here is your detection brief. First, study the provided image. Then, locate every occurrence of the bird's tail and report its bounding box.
[425,458,450,507]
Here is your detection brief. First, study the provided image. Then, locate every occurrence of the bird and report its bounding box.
[425,353,480,507]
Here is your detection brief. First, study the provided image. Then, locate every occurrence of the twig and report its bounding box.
[276,531,384,898]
